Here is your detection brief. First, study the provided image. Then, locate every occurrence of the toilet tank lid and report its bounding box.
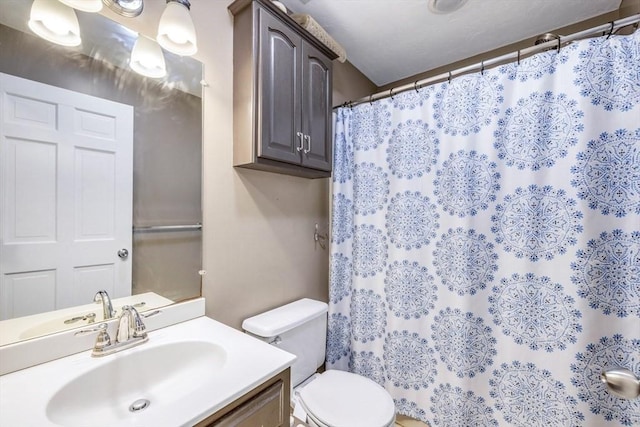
[242,298,328,337]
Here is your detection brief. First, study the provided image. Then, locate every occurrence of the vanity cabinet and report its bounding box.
[195,368,291,427]
[229,0,337,178]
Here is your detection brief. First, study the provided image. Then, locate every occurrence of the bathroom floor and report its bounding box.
[291,414,429,426]
[395,414,430,427]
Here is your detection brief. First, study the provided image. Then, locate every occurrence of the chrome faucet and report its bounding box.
[94,290,116,320]
[75,305,159,357]
[116,305,148,344]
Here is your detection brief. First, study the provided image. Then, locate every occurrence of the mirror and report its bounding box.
[0,0,202,345]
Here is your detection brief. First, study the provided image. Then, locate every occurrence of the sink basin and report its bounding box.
[46,341,226,426]
[0,315,296,426]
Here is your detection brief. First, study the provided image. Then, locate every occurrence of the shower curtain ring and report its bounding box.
[556,36,561,52]
[389,88,394,100]
[517,50,521,65]
[480,61,485,75]
[369,94,373,105]
[414,81,419,93]
[448,71,452,84]
[606,21,614,39]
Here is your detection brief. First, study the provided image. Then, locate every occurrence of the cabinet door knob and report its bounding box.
[296,132,304,152]
[303,134,311,154]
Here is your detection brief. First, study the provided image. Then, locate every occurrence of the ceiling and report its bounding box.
[278,0,622,86]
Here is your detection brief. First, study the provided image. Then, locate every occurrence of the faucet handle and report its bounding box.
[93,323,112,352]
[75,322,108,336]
[75,323,112,354]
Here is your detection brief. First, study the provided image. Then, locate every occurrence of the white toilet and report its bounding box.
[242,298,396,427]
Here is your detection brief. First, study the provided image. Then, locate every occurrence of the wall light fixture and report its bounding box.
[102,0,144,18]
[28,0,193,79]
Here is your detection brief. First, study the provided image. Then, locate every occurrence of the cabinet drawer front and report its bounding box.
[211,381,284,427]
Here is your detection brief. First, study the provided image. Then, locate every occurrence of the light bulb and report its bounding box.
[167,31,188,45]
[157,0,197,56]
[28,0,81,47]
[130,35,167,79]
[43,17,70,36]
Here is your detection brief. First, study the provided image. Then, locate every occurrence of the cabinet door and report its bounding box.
[258,8,303,165]
[300,42,332,171]
[210,381,284,427]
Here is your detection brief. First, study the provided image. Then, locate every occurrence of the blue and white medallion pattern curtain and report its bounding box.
[328,29,640,426]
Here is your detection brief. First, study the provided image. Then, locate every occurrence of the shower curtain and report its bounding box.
[328,29,640,426]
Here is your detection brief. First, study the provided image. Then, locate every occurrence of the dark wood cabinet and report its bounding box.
[301,42,332,171]
[229,0,336,178]
[195,368,291,427]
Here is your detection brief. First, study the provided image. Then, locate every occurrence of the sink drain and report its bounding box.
[129,399,151,412]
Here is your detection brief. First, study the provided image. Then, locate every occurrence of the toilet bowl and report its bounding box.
[243,298,396,427]
[294,370,395,427]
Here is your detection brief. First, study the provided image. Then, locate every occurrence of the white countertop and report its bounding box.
[0,315,297,426]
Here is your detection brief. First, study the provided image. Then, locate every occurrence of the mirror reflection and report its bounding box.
[0,0,203,345]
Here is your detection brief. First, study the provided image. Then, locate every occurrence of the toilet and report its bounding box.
[242,298,396,427]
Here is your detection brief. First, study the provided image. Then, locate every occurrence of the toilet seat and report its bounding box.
[297,370,396,427]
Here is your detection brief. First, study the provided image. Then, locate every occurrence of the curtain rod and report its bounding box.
[337,13,640,109]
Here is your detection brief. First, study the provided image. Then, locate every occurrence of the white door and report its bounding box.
[0,73,133,320]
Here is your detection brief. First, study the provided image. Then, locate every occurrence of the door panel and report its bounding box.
[4,93,57,130]
[1,270,57,319]
[74,147,116,240]
[72,264,115,306]
[0,73,133,320]
[73,108,117,140]
[3,137,57,244]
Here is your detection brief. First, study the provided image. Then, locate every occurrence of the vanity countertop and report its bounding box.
[0,315,297,426]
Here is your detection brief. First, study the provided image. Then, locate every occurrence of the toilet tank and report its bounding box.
[242,298,328,387]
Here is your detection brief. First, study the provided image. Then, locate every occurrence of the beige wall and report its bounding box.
[102,1,373,329]
[333,60,378,106]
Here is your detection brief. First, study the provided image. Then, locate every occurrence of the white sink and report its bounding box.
[0,316,296,426]
[46,341,226,426]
